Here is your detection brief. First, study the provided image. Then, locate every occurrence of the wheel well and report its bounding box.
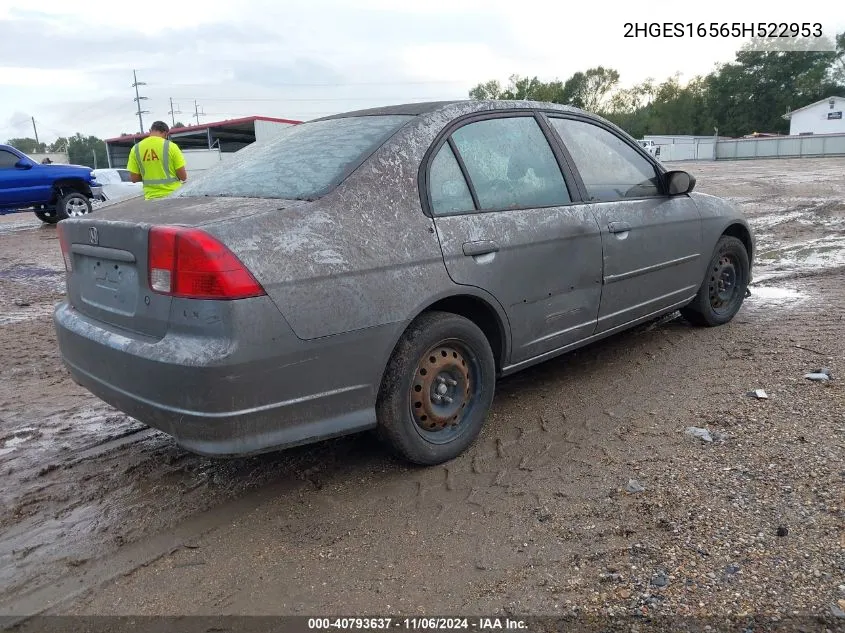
[425,295,507,370]
[51,179,91,202]
[722,223,753,263]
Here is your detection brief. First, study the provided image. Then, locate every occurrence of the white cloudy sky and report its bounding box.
[1,0,842,142]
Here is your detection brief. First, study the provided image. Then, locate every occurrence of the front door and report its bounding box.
[0,148,29,207]
[425,113,603,365]
[547,116,703,332]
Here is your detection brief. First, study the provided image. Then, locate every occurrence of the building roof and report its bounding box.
[782,96,845,120]
[104,115,302,143]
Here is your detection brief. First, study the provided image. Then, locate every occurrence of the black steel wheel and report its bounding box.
[377,311,495,465]
[681,235,750,327]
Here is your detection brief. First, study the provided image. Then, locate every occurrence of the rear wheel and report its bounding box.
[681,235,749,326]
[34,209,60,224]
[55,191,92,221]
[376,311,496,465]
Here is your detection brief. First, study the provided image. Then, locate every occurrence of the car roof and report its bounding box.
[314,100,586,122]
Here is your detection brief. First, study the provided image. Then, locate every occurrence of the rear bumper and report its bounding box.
[53,298,402,456]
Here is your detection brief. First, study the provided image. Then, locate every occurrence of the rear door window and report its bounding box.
[549,118,662,202]
[428,143,475,216]
[449,117,571,211]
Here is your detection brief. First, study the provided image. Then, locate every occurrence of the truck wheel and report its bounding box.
[55,191,92,220]
[376,311,496,465]
[34,209,60,224]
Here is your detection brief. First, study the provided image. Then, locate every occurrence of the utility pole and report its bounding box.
[31,117,40,149]
[168,97,183,128]
[193,100,205,125]
[132,69,150,134]
[92,148,98,169]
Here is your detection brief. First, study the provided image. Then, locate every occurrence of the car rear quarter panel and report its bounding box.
[204,103,525,343]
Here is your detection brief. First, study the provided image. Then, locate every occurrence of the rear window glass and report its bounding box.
[175,115,413,200]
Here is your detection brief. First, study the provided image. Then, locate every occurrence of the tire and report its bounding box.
[680,235,750,327]
[376,311,496,465]
[34,209,60,224]
[55,191,92,221]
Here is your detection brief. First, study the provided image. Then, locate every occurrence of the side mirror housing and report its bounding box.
[665,170,695,195]
[15,159,33,170]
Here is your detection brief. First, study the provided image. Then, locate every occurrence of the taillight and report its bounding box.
[57,222,73,272]
[147,226,266,300]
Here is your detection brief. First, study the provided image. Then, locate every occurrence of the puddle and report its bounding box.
[0,217,41,235]
[0,265,65,293]
[0,303,57,326]
[0,428,40,456]
[748,286,804,300]
[753,235,845,282]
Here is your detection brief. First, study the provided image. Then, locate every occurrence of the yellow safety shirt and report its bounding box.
[126,136,186,200]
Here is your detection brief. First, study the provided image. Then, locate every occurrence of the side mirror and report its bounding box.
[15,159,33,170]
[665,170,695,195]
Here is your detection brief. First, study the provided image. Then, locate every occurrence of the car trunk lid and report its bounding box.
[58,196,285,338]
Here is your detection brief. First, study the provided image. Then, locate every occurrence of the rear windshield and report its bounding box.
[174,115,414,200]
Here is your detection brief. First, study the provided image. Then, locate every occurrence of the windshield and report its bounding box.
[175,115,414,200]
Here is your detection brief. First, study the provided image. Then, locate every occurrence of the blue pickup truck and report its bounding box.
[0,144,102,224]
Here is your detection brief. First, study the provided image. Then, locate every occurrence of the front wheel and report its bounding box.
[55,191,92,221]
[681,235,750,326]
[376,311,496,465]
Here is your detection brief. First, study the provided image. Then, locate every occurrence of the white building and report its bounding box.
[783,97,845,136]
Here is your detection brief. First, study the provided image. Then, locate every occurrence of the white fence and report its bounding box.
[714,133,845,160]
[655,141,715,162]
[656,132,845,161]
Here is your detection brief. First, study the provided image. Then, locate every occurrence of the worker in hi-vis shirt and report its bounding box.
[126,121,187,199]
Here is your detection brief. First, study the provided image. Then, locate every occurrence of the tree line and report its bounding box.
[5,122,186,169]
[5,133,109,169]
[469,35,845,138]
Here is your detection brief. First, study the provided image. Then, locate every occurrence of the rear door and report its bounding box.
[425,112,604,366]
[546,115,703,332]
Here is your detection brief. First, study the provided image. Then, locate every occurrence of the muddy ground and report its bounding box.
[0,158,843,623]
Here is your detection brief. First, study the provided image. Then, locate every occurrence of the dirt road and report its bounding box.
[0,158,843,623]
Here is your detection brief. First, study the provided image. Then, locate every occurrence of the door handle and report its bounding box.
[462,240,500,256]
[608,221,632,234]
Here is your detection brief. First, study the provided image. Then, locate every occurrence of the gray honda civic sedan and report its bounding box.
[54,100,754,465]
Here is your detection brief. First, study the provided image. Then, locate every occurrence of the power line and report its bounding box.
[132,69,150,134]
[193,100,205,125]
[163,80,467,88]
[170,96,462,103]
[168,97,183,127]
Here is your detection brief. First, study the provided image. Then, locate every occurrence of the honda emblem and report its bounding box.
[88,226,98,245]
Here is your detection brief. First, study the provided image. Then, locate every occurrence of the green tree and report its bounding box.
[470,40,845,138]
[173,121,186,128]
[561,67,620,111]
[469,67,619,111]
[48,134,107,168]
[705,39,842,135]
[6,137,47,154]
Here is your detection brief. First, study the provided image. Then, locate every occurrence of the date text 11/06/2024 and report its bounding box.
[623,22,824,38]
[307,618,528,630]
